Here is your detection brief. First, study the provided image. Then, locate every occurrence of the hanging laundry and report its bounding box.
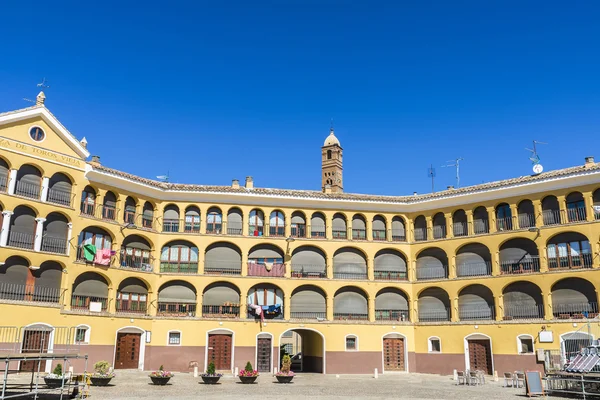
[248,304,263,322]
[82,244,96,262]
[94,248,112,266]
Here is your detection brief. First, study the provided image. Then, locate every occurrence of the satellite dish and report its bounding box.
[533,164,543,174]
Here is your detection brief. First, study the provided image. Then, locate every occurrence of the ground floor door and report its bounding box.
[257,337,271,372]
[115,332,141,369]
[208,334,232,371]
[468,339,492,374]
[383,337,405,371]
[20,329,50,372]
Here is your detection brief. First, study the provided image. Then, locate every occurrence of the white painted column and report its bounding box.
[40,177,50,202]
[0,211,14,246]
[7,169,17,195]
[66,222,73,256]
[34,217,46,252]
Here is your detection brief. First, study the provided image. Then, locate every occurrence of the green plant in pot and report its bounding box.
[149,364,174,385]
[238,361,259,384]
[45,363,69,388]
[200,362,223,384]
[275,355,295,383]
[90,361,115,386]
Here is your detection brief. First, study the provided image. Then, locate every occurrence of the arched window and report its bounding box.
[249,209,264,236]
[206,207,223,234]
[269,211,285,237]
[327,150,332,160]
[123,196,137,224]
[47,173,73,207]
[160,241,199,273]
[76,228,112,264]
[80,186,96,216]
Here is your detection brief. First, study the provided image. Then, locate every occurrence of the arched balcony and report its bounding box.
[413,215,427,241]
[184,206,201,233]
[310,212,327,239]
[593,188,600,220]
[157,281,197,317]
[41,212,69,254]
[248,244,285,277]
[291,246,326,278]
[162,204,181,233]
[332,213,347,239]
[552,278,598,319]
[499,238,539,274]
[15,164,42,199]
[334,287,368,320]
[432,212,446,239]
[119,235,153,272]
[547,232,592,270]
[160,241,198,274]
[517,199,535,229]
[115,278,148,315]
[8,206,36,249]
[566,192,586,222]
[204,242,242,275]
[375,288,409,322]
[291,211,307,238]
[247,284,283,320]
[206,207,223,234]
[416,248,448,280]
[351,214,366,240]
[249,209,264,236]
[76,227,113,265]
[202,282,240,318]
[418,287,450,322]
[372,215,387,241]
[473,206,489,234]
[391,216,406,242]
[102,191,117,220]
[503,281,544,320]
[374,249,407,281]
[0,158,9,192]
[458,285,495,320]
[542,195,561,225]
[333,248,367,280]
[495,203,514,231]
[80,186,97,217]
[456,243,491,277]
[141,201,155,230]
[0,257,62,303]
[268,210,285,237]
[227,207,243,235]
[47,173,73,207]
[71,272,109,312]
[452,209,468,237]
[290,285,326,320]
[123,196,137,224]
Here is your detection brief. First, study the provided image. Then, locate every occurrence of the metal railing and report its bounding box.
[249,224,264,236]
[119,248,154,272]
[418,309,450,322]
[0,174,7,192]
[47,187,73,207]
[566,206,587,223]
[0,282,61,303]
[76,246,113,264]
[310,225,326,239]
[595,206,600,221]
[503,304,544,320]
[227,222,243,235]
[496,216,515,231]
[203,261,242,275]
[500,256,540,274]
[372,229,386,241]
[333,313,368,321]
[41,235,68,254]
[333,271,368,280]
[548,254,593,270]
[0,326,80,354]
[159,262,199,274]
[472,219,489,234]
[157,302,196,317]
[453,221,468,237]
[352,229,366,240]
[205,223,223,235]
[15,180,41,199]
[373,270,407,281]
[291,264,327,278]
[7,231,34,249]
[290,311,326,320]
[542,209,562,226]
[416,266,448,280]
[115,299,148,314]
[332,229,347,239]
[456,261,492,277]
[291,224,306,238]
[202,304,240,318]
[432,225,446,239]
[553,302,598,319]
[390,229,406,242]
[518,213,536,229]
[459,305,495,320]
[70,295,108,311]
[248,262,285,277]
[375,309,410,321]
[268,225,285,237]
[413,228,427,241]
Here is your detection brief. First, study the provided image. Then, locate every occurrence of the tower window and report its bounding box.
[327,150,332,160]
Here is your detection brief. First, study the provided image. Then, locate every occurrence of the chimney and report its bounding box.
[36,91,46,106]
[324,184,332,194]
[413,192,418,196]
[245,176,254,189]
[585,156,595,168]
[80,137,88,149]
[447,185,454,190]
[90,155,101,165]
[232,179,240,189]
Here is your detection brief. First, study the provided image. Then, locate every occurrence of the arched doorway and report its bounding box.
[256,332,274,373]
[464,333,494,375]
[279,328,325,374]
[205,328,234,373]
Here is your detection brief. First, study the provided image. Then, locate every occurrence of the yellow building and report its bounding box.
[1,92,600,376]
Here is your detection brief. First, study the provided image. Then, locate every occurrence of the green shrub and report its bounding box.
[94,361,111,375]
[159,365,164,371]
[281,355,291,373]
[245,361,253,372]
[206,362,216,375]
[52,363,63,376]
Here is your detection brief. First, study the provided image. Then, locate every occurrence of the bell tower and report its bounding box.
[322,127,343,193]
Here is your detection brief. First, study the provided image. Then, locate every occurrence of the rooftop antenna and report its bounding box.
[37,78,50,89]
[525,140,547,175]
[156,171,170,183]
[427,164,436,193]
[442,157,464,188]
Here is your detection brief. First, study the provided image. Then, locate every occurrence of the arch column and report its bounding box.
[197,253,204,275]
[326,296,334,321]
[539,245,549,272]
[543,292,553,320]
[241,253,249,277]
[465,209,474,236]
[239,291,247,319]
[34,217,46,252]
[487,206,497,233]
[284,217,292,239]
[326,214,333,240]
[66,223,73,256]
[425,216,433,240]
[451,297,459,322]
[532,199,543,227]
[510,204,518,229]
[60,271,74,311]
[495,295,503,321]
[146,291,157,317]
[366,218,373,241]
[107,288,116,314]
[449,254,457,279]
[367,295,375,322]
[492,251,500,276]
[306,223,312,238]
[40,176,50,202]
[412,299,418,322]
[367,258,374,281]
[408,260,416,282]
[326,256,334,279]
[284,294,291,320]
[0,210,13,247]
[583,191,595,222]
[406,218,413,243]
[557,195,567,222]
[7,169,17,195]
[445,213,453,239]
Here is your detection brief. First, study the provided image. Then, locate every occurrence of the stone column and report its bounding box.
[557,195,567,222]
[0,211,13,246]
[326,214,333,240]
[492,251,500,276]
[367,296,375,322]
[539,246,549,272]
[40,177,50,202]
[510,204,519,229]
[543,292,553,321]
[241,253,249,277]
[495,295,503,321]
[326,296,334,321]
[34,217,46,252]
[107,288,116,314]
[239,291,247,319]
[366,218,373,241]
[7,169,17,195]
[465,209,474,236]
[405,218,413,243]
[147,292,157,317]
[66,222,73,256]
[412,300,419,322]
[487,206,497,233]
[284,217,292,239]
[532,199,543,227]
[583,191,595,222]
[425,216,433,240]
[408,260,416,282]
[449,253,457,279]
[451,297,459,322]
[326,256,334,279]
[366,258,374,281]
[445,213,453,239]
[284,294,291,320]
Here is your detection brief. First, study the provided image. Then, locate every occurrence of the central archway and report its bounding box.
[278,327,325,374]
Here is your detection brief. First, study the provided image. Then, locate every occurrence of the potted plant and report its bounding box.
[44,363,68,388]
[149,365,174,385]
[238,361,259,384]
[90,361,115,386]
[200,362,222,384]
[275,354,295,383]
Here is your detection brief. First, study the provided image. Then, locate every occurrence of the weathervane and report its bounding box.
[23,78,50,104]
[441,157,464,188]
[526,140,547,175]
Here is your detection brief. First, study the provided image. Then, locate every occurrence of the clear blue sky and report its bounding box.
[1,1,599,196]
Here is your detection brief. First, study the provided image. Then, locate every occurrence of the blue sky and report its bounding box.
[1,1,599,195]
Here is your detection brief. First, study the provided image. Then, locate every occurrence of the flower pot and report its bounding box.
[44,377,68,388]
[239,375,258,384]
[150,376,171,385]
[275,375,294,384]
[90,376,113,386]
[200,375,221,384]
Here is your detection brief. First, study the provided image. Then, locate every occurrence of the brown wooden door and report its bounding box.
[468,339,492,374]
[383,337,405,371]
[115,333,141,369]
[257,337,271,372]
[208,334,232,371]
[20,329,50,372]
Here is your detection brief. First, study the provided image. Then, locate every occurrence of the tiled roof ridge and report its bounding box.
[0,105,44,118]
[91,162,600,203]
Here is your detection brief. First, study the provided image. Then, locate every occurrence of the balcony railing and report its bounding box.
[432,225,446,239]
[291,224,306,238]
[333,271,368,280]
[503,304,544,320]
[472,219,489,234]
[310,226,326,239]
[0,174,7,193]
[453,222,468,237]
[416,266,448,280]
[41,235,68,254]
[375,309,409,321]
[333,313,368,321]
[159,261,198,274]
[496,216,515,231]
[71,295,108,311]
[249,224,264,237]
[15,180,41,199]
[268,225,285,237]
[227,222,243,235]
[205,223,223,235]
[115,299,147,314]
[157,302,196,317]
[372,229,386,241]
[80,203,119,220]
[7,231,34,249]
[291,264,326,279]
[202,304,239,318]
[374,270,407,281]
[518,213,536,229]
[332,229,347,239]
[459,306,495,321]
[352,229,366,240]
[418,309,450,322]
[248,262,285,277]
[203,262,242,275]
[47,187,73,207]
[500,256,540,274]
[290,311,326,320]
[247,305,283,320]
[567,207,587,223]
[553,302,598,319]
[119,249,154,272]
[0,282,61,303]
[595,206,600,221]
[548,254,593,270]
[413,228,427,242]
[390,229,406,242]
[456,261,491,278]
[542,209,562,226]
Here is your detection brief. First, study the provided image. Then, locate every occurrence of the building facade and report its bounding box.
[1,93,600,376]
